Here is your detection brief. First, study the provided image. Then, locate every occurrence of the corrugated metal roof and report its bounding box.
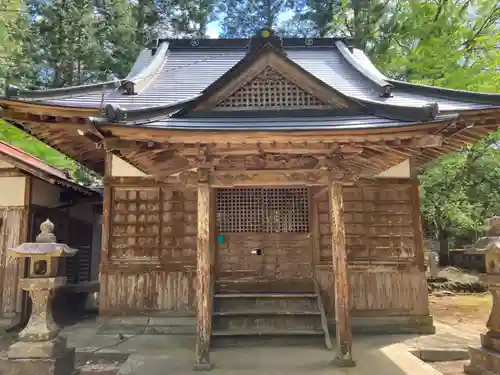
[0,141,71,179]
[40,45,491,112]
[0,141,99,195]
[132,114,455,131]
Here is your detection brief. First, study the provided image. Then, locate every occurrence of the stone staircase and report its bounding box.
[211,288,331,348]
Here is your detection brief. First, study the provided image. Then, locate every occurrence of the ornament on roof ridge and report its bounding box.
[249,28,284,54]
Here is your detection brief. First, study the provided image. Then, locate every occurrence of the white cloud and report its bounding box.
[206,21,220,39]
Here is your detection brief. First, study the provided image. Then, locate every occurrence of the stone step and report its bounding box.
[213,310,321,316]
[211,291,328,348]
[213,313,322,332]
[214,293,318,313]
[211,329,326,348]
[215,280,315,294]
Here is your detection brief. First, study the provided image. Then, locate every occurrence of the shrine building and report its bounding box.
[1,29,499,368]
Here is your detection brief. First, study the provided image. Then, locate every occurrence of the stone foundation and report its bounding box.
[465,333,500,375]
[3,344,74,375]
[350,315,435,335]
[95,314,435,336]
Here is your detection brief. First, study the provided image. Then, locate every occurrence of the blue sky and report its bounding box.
[205,10,294,38]
[206,21,220,38]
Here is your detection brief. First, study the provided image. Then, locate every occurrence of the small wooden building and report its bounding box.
[0,29,499,365]
[0,140,101,328]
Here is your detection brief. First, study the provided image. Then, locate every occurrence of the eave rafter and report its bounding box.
[95,131,448,184]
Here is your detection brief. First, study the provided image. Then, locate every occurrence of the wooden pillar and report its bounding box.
[329,182,355,367]
[194,183,214,371]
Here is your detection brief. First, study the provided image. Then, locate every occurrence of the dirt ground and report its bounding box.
[425,268,491,375]
[429,293,491,330]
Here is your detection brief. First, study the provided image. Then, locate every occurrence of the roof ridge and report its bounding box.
[347,47,500,105]
[335,41,393,97]
[118,41,170,95]
[389,79,500,105]
[4,80,122,101]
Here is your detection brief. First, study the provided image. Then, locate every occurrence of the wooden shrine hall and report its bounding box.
[1,28,499,369]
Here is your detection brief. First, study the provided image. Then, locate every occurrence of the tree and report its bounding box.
[217,0,293,38]
[94,0,139,80]
[0,0,34,88]
[28,0,102,87]
[420,133,500,266]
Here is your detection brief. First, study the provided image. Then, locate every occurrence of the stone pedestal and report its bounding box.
[17,277,65,342]
[2,278,75,375]
[429,252,439,279]
[465,272,500,374]
[466,333,500,375]
[4,337,75,375]
[3,220,77,375]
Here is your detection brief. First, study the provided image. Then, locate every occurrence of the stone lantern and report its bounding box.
[465,216,500,374]
[4,219,77,375]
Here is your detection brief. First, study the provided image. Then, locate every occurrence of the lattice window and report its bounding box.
[216,67,327,109]
[217,188,309,233]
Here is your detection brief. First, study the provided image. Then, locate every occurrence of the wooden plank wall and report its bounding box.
[100,185,198,314]
[313,179,429,323]
[0,207,24,317]
[101,178,428,318]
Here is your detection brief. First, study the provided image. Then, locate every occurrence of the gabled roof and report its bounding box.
[3,29,499,114]
[0,28,498,175]
[0,141,100,196]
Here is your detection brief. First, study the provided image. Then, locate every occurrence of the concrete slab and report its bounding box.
[55,319,473,375]
[404,320,481,351]
[409,348,469,362]
[111,337,443,375]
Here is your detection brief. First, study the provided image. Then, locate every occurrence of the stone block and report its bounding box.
[2,347,74,375]
[7,337,68,359]
[465,346,500,375]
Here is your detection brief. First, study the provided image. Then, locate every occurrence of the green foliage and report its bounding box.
[0,0,215,185]
[0,121,75,171]
[217,0,293,38]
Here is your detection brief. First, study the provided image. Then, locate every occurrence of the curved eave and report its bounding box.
[4,80,122,101]
[0,98,101,117]
[91,95,201,125]
[348,47,500,107]
[119,41,170,95]
[1,118,105,174]
[100,115,455,133]
[356,98,441,122]
[335,41,393,96]
[388,79,500,106]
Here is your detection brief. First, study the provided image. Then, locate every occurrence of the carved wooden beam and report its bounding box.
[209,169,358,187]
[367,135,443,149]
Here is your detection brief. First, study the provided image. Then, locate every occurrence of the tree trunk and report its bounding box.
[438,230,449,267]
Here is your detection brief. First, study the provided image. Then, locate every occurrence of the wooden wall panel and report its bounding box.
[99,268,196,314]
[216,233,313,281]
[315,266,429,323]
[316,180,419,263]
[313,179,429,322]
[0,207,24,316]
[101,183,198,314]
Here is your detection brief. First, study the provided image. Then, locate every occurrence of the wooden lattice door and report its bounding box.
[215,188,313,292]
